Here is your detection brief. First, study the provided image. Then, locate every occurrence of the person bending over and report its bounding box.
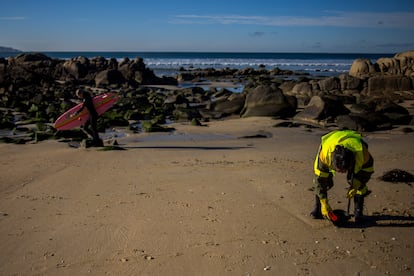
[311,130,374,223]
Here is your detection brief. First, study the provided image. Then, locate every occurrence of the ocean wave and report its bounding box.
[2,51,389,76]
[144,58,352,67]
[144,58,352,76]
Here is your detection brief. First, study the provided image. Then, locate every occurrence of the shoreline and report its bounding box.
[1,51,413,146]
[1,51,394,78]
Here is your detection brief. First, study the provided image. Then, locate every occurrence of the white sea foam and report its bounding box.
[143,57,352,76]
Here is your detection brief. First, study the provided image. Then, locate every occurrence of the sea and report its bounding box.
[1,51,394,77]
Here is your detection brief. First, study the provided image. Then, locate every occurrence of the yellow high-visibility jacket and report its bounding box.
[314,130,374,179]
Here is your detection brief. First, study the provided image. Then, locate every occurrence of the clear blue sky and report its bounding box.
[1,0,414,53]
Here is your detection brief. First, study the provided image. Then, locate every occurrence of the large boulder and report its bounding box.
[367,75,413,95]
[336,113,391,132]
[376,57,401,75]
[394,50,414,76]
[291,82,312,96]
[89,56,108,71]
[294,95,349,123]
[240,85,297,118]
[119,57,146,84]
[62,58,88,79]
[318,77,340,92]
[95,69,125,87]
[375,101,411,125]
[12,52,51,63]
[366,50,414,77]
[288,82,313,107]
[395,50,414,60]
[337,99,412,131]
[349,58,376,78]
[212,93,245,116]
[3,53,58,86]
[339,74,361,91]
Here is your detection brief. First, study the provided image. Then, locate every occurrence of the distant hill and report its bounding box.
[0,46,21,53]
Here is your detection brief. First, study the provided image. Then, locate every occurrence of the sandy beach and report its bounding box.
[0,117,413,275]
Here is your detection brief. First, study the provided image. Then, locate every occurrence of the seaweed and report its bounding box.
[379,169,414,183]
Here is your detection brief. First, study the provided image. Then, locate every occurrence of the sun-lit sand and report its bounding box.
[1,117,413,275]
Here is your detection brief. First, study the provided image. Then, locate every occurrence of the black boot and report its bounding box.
[354,195,364,223]
[93,138,104,147]
[310,195,323,219]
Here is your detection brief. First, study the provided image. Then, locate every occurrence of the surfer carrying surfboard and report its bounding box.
[75,89,103,146]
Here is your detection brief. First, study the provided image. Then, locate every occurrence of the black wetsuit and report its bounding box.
[78,92,100,144]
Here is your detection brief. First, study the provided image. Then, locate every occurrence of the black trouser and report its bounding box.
[84,114,100,142]
[313,173,333,200]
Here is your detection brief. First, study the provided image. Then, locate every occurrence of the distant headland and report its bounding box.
[0,46,21,53]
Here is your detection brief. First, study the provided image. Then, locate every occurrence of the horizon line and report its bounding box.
[2,50,398,55]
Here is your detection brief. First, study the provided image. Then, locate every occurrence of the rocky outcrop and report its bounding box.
[285,50,414,131]
[0,53,179,143]
[349,54,413,78]
[335,98,411,131]
[348,51,414,95]
[0,53,177,88]
[377,50,414,76]
[0,51,413,144]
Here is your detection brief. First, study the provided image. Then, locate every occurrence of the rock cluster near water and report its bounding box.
[0,51,413,143]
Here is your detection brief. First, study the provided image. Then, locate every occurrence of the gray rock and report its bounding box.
[212,93,245,115]
[349,58,376,78]
[339,74,361,90]
[95,69,125,87]
[241,85,297,118]
[318,77,340,92]
[291,82,312,96]
[294,95,349,123]
[368,75,413,95]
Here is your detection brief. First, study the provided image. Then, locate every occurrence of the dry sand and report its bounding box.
[0,117,413,275]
